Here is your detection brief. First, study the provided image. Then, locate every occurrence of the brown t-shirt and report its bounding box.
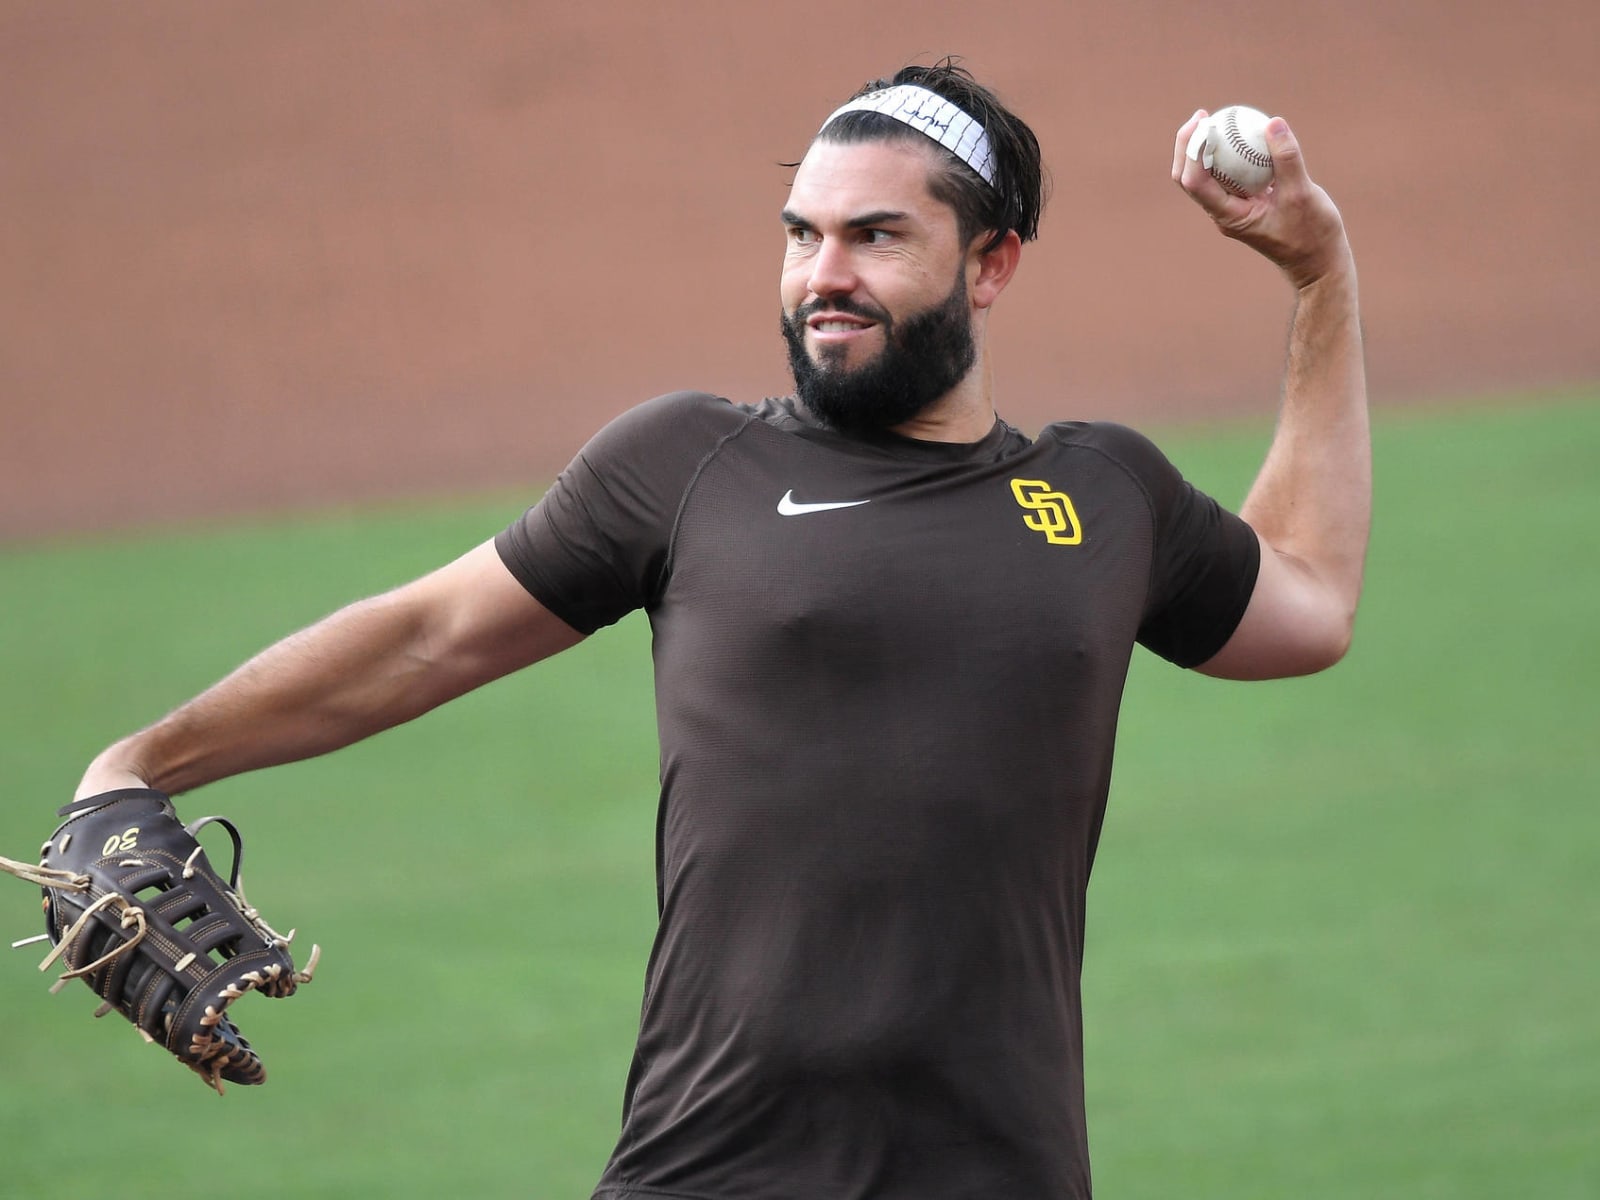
[496,391,1259,1200]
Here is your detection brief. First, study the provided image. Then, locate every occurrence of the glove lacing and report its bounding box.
[0,854,151,989]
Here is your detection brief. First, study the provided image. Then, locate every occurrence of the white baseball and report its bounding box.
[1185,105,1275,197]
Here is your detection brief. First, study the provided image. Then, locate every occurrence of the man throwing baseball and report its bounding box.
[75,61,1366,1198]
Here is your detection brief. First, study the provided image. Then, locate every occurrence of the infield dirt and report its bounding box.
[3,1,1595,539]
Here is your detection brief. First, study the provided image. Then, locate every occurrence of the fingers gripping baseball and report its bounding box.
[1174,110,1349,289]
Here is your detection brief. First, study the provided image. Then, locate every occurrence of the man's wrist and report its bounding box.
[1286,237,1356,294]
[76,742,156,801]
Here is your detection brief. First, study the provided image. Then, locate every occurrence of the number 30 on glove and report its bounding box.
[0,789,318,1094]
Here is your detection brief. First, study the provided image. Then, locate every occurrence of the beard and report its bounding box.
[780,269,977,436]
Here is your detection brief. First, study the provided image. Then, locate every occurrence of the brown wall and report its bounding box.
[3,0,1596,539]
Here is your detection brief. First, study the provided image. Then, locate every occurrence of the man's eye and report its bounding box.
[789,227,818,245]
[863,229,894,245]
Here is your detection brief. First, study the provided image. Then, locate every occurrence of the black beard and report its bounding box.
[780,270,977,435]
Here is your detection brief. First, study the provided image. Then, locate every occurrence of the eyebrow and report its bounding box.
[780,208,913,230]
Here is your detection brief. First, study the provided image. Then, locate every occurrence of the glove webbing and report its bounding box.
[0,855,154,990]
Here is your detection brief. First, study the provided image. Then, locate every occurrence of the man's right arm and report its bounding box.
[77,540,585,799]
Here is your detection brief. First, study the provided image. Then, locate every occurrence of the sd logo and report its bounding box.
[1009,479,1083,546]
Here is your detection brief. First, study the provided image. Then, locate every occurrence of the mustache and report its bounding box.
[793,295,892,325]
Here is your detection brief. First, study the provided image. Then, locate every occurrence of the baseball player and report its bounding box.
[74,61,1367,1198]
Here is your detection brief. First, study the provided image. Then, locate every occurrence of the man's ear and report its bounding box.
[970,229,1023,309]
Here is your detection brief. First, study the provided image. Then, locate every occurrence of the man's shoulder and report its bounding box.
[1036,418,1156,454]
[575,391,757,463]
[1034,419,1176,481]
[1026,419,1203,531]
[615,389,749,430]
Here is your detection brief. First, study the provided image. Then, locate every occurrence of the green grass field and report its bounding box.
[1,392,1595,1198]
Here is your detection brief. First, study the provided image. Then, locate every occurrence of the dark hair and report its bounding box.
[816,59,1047,254]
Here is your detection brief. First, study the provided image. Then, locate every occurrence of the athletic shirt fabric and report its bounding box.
[495,391,1260,1200]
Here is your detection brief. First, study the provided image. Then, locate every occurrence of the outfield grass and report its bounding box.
[1,392,1595,1198]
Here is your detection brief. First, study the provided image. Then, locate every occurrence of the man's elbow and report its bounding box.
[1299,616,1356,675]
[1197,603,1357,681]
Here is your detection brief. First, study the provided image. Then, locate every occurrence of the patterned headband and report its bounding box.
[819,84,997,187]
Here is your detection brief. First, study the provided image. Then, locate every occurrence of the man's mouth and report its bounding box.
[805,309,882,343]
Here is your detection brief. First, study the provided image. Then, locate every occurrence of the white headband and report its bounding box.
[819,84,997,187]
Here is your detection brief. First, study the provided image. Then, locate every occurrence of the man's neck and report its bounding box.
[889,355,995,443]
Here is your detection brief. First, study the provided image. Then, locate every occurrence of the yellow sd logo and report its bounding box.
[1010,478,1083,545]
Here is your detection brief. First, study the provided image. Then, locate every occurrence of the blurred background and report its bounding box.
[3,0,1595,540]
[1,3,1596,1198]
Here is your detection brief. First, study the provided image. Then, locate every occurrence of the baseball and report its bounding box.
[1186,105,1275,197]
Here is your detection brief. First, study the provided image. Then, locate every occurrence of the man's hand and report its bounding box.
[75,763,152,801]
[1172,110,1351,290]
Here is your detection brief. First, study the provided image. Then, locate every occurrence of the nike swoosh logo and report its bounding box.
[777,489,871,516]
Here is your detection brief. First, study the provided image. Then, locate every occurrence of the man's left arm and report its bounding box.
[1172,111,1370,681]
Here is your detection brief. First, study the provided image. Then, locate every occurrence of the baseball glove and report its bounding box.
[0,788,318,1093]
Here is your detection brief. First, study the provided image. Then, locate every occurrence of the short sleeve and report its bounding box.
[1078,423,1260,668]
[494,391,749,634]
[1139,476,1260,666]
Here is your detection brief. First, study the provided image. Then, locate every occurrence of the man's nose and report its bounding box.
[806,238,858,299]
